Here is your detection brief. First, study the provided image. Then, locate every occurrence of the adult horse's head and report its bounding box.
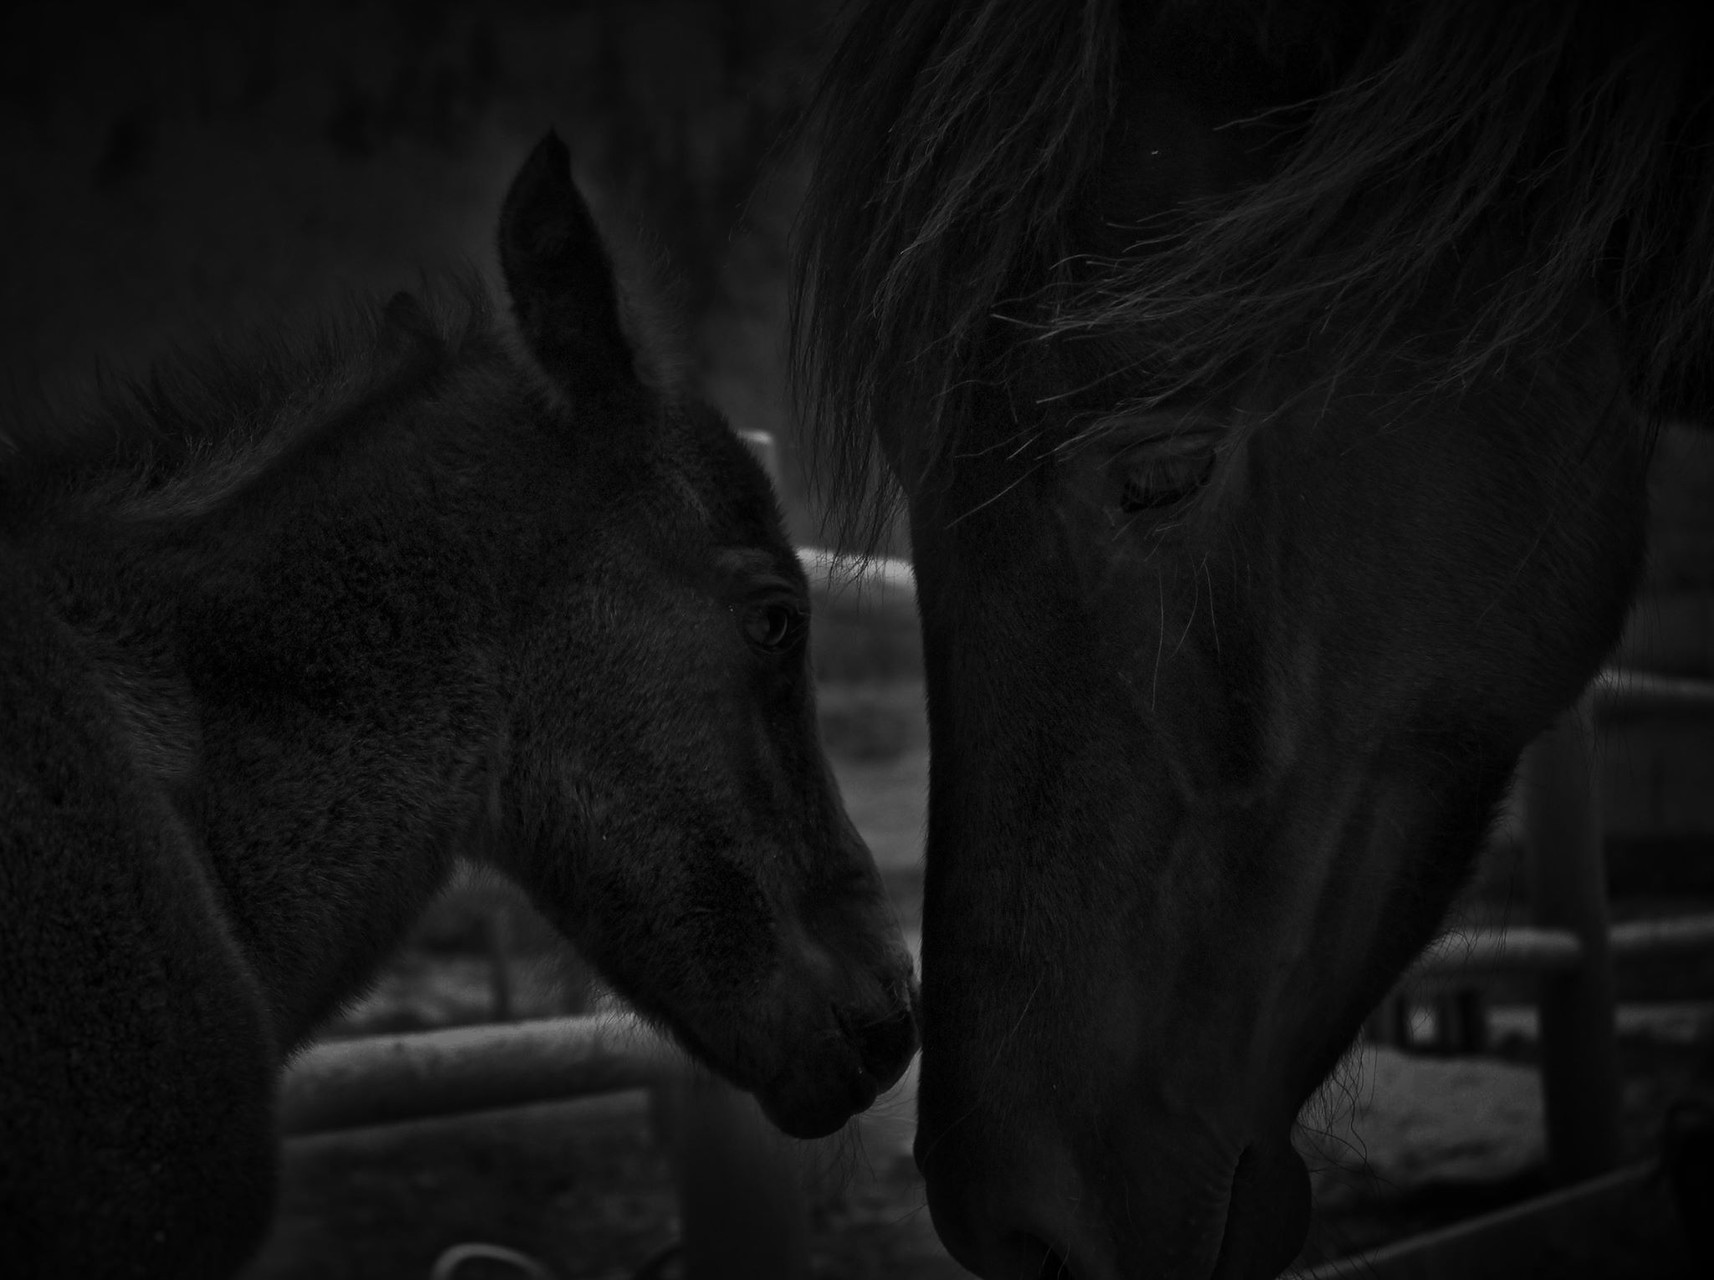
[493,133,916,1139]
[794,4,1710,1275]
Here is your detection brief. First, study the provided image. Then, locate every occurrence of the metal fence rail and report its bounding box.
[1299,1162,1661,1280]
[281,1015,680,1137]
[1591,667,1714,720]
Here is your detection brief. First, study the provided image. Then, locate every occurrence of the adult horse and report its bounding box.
[792,3,1711,1277]
[0,133,917,1278]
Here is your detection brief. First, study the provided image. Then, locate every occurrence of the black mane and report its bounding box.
[791,0,1714,545]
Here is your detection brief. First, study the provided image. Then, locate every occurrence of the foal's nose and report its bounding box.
[840,969,919,1091]
[791,908,919,1095]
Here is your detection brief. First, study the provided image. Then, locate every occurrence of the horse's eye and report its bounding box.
[743,602,804,653]
[1118,448,1215,513]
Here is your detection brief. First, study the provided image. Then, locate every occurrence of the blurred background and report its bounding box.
[2,2,1709,1277]
[0,0,875,548]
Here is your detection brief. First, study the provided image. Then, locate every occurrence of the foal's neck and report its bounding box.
[26,412,543,1048]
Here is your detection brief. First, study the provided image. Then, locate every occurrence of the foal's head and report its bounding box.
[489,133,915,1138]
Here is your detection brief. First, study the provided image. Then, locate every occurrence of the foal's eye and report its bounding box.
[1117,448,1216,514]
[742,602,805,653]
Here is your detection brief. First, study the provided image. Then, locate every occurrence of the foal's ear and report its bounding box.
[379,289,442,360]
[382,289,432,335]
[498,130,639,400]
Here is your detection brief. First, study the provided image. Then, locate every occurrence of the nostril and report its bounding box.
[1008,1231,1075,1279]
[848,1000,918,1090]
[924,1175,1103,1280]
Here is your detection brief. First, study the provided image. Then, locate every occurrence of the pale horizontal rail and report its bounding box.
[1610,912,1714,958]
[1405,911,1714,982]
[797,547,917,621]
[279,1015,685,1138]
[1409,926,1584,978]
[1589,668,1714,721]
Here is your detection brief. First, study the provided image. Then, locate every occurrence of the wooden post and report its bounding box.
[485,904,513,1023]
[738,430,781,495]
[1364,990,1413,1049]
[653,1073,812,1279]
[1522,694,1622,1180]
[1446,987,1489,1055]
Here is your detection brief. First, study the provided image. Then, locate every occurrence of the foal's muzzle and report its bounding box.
[758,959,920,1139]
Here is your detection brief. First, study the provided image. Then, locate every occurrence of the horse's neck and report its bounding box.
[24,480,510,1050]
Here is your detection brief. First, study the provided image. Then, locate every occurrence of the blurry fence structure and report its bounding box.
[277,430,1714,1273]
[1368,671,1714,1184]
[280,1015,815,1277]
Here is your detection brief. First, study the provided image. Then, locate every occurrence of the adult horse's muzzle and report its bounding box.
[917,1104,1310,1280]
[1210,1139,1312,1280]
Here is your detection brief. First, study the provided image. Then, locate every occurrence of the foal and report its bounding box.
[0,132,916,1278]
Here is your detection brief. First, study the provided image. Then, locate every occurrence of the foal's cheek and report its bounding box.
[531,764,604,869]
[565,804,781,985]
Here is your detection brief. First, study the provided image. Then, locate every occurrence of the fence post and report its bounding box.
[1522,693,1623,1180]
[485,903,513,1023]
[1363,991,1413,1049]
[738,429,781,496]
[653,1073,812,1278]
